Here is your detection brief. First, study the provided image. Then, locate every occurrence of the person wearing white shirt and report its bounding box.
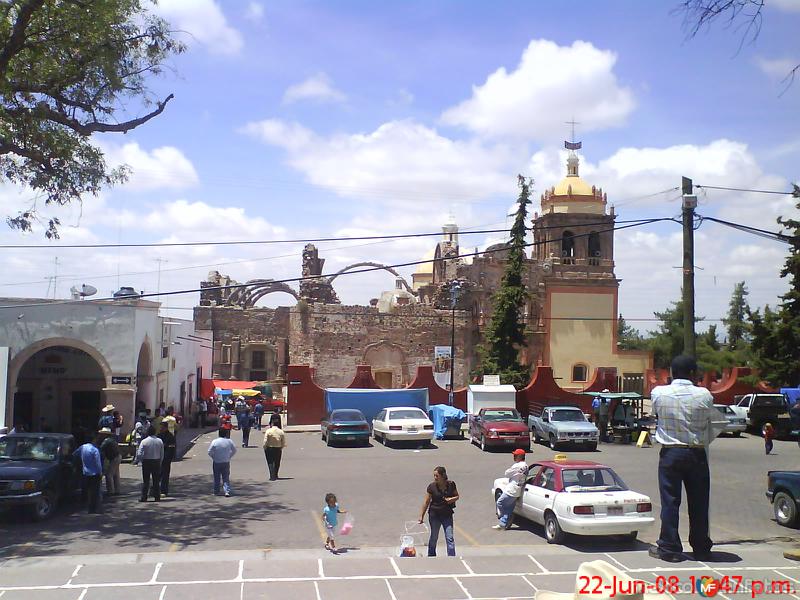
[493,448,529,530]
[208,428,237,497]
[133,426,164,502]
[650,355,716,563]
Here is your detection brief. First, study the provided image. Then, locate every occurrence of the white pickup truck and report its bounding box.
[528,405,599,451]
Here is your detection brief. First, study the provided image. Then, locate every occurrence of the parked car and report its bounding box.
[766,470,800,528]
[730,393,789,432]
[372,407,434,447]
[714,404,747,436]
[469,407,530,452]
[0,433,81,521]
[491,458,654,544]
[321,409,370,446]
[529,406,599,451]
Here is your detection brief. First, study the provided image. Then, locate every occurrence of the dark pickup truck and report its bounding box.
[767,470,800,528]
[0,433,82,521]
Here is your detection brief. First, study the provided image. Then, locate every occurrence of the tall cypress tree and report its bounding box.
[749,186,800,386]
[723,281,750,351]
[477,175,531,387]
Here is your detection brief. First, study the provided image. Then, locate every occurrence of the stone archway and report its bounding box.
[136,338,155,413]
[362,340,409,388]
[327,263,416,296]
[8,339,112,439]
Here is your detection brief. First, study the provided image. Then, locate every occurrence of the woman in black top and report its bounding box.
[418,466,459,556]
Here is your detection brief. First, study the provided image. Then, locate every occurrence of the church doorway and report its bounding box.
[374,370,394,389]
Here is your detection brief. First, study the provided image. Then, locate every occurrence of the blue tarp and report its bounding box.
[429,404,466,439]
[215,389,232,396]
[781,388,800,406]
[324,388,429,424]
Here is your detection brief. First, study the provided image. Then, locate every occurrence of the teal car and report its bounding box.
[766,470,800,528]
[321,409,371,447]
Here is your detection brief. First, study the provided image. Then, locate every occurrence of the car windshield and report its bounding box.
[0,437,60,461]
[483,410,522,422]
[331,410,365,422]
[715,405,734,415]
[551,410,585,422]
[562,468,627,492]
[389,409,427,420]
[754,395,787,407]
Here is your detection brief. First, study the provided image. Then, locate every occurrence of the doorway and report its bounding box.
[374,370,394,389]
[71,391,101,444]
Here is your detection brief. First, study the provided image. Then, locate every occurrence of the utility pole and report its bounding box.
[682,176,697,358]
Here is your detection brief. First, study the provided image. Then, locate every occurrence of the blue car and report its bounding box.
[321,409,371,447]
[767,470,800,528]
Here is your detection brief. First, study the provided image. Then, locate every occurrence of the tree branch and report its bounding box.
[0,0,46,74]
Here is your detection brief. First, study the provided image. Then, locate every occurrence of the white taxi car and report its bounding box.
[491,457,654,544]
[372,407,434,447]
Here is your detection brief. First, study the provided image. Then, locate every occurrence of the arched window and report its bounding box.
[588,231,601,265]
[572,363,588,382]
[562,231,575,264]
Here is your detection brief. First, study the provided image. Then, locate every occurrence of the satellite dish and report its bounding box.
[79,284,97,297]
[542,260,553,274]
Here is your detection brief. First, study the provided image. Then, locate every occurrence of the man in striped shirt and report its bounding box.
[649,355,716,563]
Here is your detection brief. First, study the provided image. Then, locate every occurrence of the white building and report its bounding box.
[0,297,211,437]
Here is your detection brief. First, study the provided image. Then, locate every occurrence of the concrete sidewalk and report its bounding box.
[2,543,799,599]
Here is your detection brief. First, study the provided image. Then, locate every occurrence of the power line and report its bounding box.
[700,216,794,244]
[695,184,796,196]
[0,218,675,310]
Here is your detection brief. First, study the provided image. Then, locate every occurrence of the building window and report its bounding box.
[221,345,231,364]
[562,231,575,265]
[251,350,266,370]
[572,363,588,382]
[161,345,169,359]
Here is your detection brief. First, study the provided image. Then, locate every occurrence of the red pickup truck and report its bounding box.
[469,407,531,452]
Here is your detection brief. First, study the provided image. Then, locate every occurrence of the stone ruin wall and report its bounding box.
[288,303,474,389]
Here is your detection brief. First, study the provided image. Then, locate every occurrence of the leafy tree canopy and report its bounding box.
[0,0,184,237]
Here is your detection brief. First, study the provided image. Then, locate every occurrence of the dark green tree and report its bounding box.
[723,281,750,351]
[477,175,531,388]
[617,314,646,350]
[702,324,720,351]
[749,186,800,387]
[1,0,185,237]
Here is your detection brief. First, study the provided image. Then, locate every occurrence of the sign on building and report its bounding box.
[433,346,452,390]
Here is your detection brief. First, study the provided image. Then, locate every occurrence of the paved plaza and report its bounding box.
[2,427,799,598]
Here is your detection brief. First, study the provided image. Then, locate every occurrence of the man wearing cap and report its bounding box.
[650,354,717,563]
[493,448,529,530]
[99,427,121,496]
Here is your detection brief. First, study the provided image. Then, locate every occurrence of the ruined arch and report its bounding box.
[226,279,301,308]
[362,340,409,388]
[327,263,416,295]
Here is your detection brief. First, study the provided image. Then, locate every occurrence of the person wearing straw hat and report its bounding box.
[98,404,115,430]
[535,559,674,600]
[99,427,121,496]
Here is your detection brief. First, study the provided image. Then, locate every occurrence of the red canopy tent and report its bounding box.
[200,379,260,399]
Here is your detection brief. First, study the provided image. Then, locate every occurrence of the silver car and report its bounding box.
[715,404,746,437]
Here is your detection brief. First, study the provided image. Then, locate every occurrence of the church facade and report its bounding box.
[194,143,652,392]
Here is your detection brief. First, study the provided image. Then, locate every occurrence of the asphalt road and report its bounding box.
[1,427,798,560]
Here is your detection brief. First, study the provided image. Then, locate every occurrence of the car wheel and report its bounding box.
[774,491,799,527]
[480,435,487,452]
[587,442,598,451]
[494,489,502,518]
[30,489,56,522]
[549,434,559,451]
[533,429,542,444]
[544,512,564,544]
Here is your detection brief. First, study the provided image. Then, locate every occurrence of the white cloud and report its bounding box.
[282,73,347,105]
[155,0,243,55]
[100,142,199,191]
[242,118,521,203]
[755,56,798,79]
[245,2,265,22]
[440,40,635,141]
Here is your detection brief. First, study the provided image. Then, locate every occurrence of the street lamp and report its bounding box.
[448,280,465,406]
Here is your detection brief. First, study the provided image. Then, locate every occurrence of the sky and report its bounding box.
[0,0,798,336]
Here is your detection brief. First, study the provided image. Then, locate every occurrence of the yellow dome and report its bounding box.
[553,175,594,197]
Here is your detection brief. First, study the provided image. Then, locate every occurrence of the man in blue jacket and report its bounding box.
[73,434,104,514]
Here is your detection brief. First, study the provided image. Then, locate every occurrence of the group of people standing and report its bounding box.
[132,421,177,502]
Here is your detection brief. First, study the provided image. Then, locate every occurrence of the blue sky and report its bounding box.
[0,0,797,334]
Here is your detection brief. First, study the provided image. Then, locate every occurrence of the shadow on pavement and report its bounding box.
[0,474,294,558]
[506,517,650,552]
